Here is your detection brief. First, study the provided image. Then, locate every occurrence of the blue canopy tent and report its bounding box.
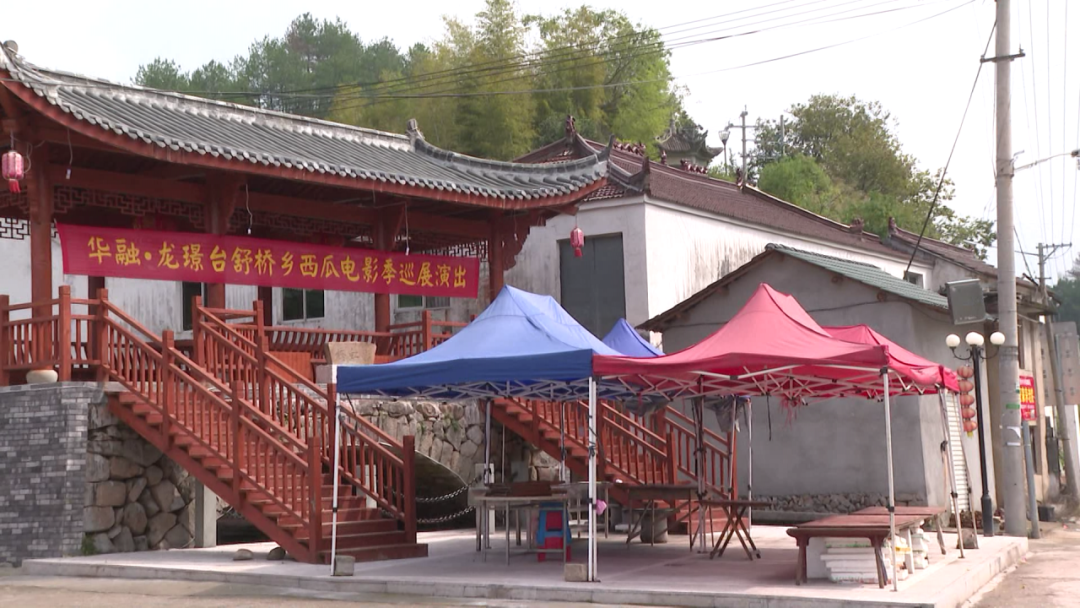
[602,318,663,357]
[336,286,658,581]
[337,286,661,403]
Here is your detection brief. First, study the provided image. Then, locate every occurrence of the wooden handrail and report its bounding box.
[194,302,411,527]
[666,406,732,448]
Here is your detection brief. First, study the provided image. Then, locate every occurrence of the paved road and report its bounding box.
[0,570,653,608]
[970,525,1080,608]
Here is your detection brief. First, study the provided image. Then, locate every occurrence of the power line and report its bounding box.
[1026,0,1048,246]
[327,0,974,116]
[903,13,994,276]
[323,0,947,116]
[288,0,935,112]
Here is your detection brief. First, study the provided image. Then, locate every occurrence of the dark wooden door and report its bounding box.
[559,234,626,337]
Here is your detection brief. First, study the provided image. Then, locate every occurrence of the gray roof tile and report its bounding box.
[0,49,607,202]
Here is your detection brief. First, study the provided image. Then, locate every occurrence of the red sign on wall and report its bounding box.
[1019,374,1037,422]
[57,224,480,298]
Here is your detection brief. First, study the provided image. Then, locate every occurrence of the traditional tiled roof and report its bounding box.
[0,47,608,202]
[655,118,721,161]
[640,243,948,331]
[885,219,1000,278]
[538,138,902,258]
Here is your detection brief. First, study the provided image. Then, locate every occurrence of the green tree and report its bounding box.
[1053,276,1080,330]
[527,7,681,149]
[753,94,994,257]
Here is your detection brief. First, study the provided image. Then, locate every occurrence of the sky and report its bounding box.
[5,0,1079,281]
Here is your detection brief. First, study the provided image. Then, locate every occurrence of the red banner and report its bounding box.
[1019,374,1037,422]
[57,224,480,298]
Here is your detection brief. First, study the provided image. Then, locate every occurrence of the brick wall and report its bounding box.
[0,383,99,566]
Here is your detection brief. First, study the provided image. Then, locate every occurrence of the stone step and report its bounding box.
[318,543,428,564]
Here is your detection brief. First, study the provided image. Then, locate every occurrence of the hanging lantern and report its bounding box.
[963,419,978,434]
[961,406,977,421]
[2,150,25,193]
[570,226,585,258]
[957,379,974,393]
[958,393,976,407]
[956,365,978,437]
[956,365,974,379]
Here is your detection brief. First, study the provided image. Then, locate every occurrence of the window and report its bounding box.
[283,288,324,321]
[903,271,924,287]
[181,282,207,331]
[397,295,450,309]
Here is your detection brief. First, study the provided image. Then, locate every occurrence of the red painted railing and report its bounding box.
[665,406,736,498]
[192,301,415,534]
[95,292,323,562]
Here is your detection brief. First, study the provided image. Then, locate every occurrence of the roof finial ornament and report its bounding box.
[406,119,424,144]
[849,218,865,234]
[660,150,667,165]
[565,115,576,138]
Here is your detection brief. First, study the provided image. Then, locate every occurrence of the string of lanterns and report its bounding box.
[956,365,977,436]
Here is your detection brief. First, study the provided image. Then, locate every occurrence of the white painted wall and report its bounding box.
[641,200,935,331]
[505,198,650,327]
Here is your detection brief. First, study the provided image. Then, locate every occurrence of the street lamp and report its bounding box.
[719,127,731,173]
[947,330,1005,536]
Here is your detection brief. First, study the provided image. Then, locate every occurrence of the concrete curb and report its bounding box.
[20,538,1026,608]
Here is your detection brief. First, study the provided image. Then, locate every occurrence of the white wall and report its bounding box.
[505,198,650,327]
[641,200,935,333]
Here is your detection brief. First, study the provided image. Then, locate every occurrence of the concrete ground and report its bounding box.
[969,524,1080,608]
[20,526,1026,608]
[0,569,640,608]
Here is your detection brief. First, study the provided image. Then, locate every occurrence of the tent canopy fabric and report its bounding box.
[825,324,959,392]
[602,318,663,357]
[337,286,659,401]
[592,283,904,403]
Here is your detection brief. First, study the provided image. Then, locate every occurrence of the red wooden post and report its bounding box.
[308,434,324,561]
[665,430,677,485]
[161,330,175,449]
[26,144,53,360]
[94,289,109,382]
[57,286,72,381]
[257,336,270,416]
[402,434,417,544]
[0,295,9,386]
[192,295,204,367]
[327,383,338,463]
[421,310,433,352]
[231,378,243,499]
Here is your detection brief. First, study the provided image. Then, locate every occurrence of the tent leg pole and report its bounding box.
[748,401,753,533]
[696,398,706,552]
[588,377,598,582]
[883,373,898,591]
[939,392,965,559]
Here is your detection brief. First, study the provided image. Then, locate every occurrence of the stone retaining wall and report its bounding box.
[85,401,196,555]
[757,492,923,513]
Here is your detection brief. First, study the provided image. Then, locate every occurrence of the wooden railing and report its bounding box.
[0,286,100,382]
[94,293,322,561]
[665,406,736,498]
[508,397,676,486]
[192,301,415,536]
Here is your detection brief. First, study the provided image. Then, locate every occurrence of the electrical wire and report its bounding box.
[326,0,975,116]
[1027,0,1049,249]
[902,14,995,276]
[274,0,932,114]
[322,0,941,114]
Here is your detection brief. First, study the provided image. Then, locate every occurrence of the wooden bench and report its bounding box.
[786,513,927,588]
[853,506,948,555]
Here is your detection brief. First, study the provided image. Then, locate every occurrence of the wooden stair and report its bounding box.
[109,390,427,563]
[93,294,425,564]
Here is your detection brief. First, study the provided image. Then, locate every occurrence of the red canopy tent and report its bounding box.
[825,324,960,393]
[591,284,956,590]
[594,284,944,404]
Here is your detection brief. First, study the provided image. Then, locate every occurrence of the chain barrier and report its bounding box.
[417,505,476,525]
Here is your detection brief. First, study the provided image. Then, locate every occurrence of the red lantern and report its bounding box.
[963,419,978,434]
[957,379,974,393]
[570,226,584,258]
[961,406,977,420]
[957,365,974,379]
[959,393,976,407]
[2,150,24,193]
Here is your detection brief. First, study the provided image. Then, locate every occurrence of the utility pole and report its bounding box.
[1037,243,1080,499]
[990,0,1027,537]
[740,107,749,188]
